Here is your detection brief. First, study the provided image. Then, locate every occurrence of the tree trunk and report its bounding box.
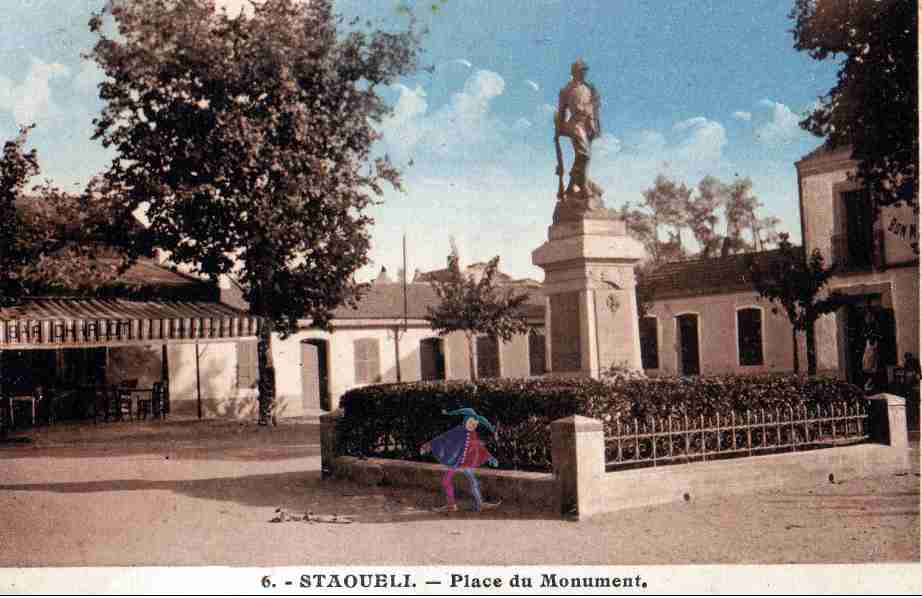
[257,318,276,425]
[467,333,477,381]
[805,321,818,376]
[791,328,800,374]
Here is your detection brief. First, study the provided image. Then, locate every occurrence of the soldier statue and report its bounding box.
[554,59,603,203]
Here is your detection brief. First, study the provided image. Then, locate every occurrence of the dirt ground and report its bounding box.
[0,418,918,566]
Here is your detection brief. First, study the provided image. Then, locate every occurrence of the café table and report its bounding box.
[8,395,37,428]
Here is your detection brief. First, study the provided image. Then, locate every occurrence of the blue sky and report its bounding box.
[0,0,838,281]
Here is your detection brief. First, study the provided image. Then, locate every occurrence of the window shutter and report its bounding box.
[639,317,659,369]
[476,336,500,379]
[354,338,381,384]
[237,341,258,389]
[529,332,546,376]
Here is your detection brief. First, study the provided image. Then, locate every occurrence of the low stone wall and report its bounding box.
[588,443,911,515]
[321,393,912,520]
[331,456,556,511]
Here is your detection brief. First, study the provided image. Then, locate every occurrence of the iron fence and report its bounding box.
[604,400,870,471]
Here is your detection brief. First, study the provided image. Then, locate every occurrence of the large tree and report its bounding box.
[722,177,779,255]
[685,175,724,259]
[746,233,845,375]
[621,174,691,265]
[426,255,531,380]
[87,0,420,423]
[791,0,918,233]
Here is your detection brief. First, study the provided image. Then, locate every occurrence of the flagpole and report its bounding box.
[402,234,408,331]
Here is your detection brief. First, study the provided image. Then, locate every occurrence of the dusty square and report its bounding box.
[0,419,918,567]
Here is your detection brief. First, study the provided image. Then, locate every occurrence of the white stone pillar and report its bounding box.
[551,415,606,519]
[532,207,645,378]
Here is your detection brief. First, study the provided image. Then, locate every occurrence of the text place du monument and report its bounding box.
[532,59,645,378]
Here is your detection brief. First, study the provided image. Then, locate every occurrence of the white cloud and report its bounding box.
[673,116,709,131]
[673,117,727,164]
[592,118,728,207]
[633,129,666,153]
[513,117,532,130]
[379,83,428,148]
[538,103,555,117]
[0,58,70,125]
[378,69,511,163]
[732,110,752,122]
[593,133,622,158]
[525,79,539,92]
[73,60,105,96]
[755,100,803,146]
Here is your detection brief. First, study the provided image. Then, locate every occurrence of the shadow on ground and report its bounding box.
[1,417,321,461]
[0,470,557,524]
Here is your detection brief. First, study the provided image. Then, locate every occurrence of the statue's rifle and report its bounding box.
[553,112,565,199]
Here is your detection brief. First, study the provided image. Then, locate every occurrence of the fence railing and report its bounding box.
[603,400,870,471]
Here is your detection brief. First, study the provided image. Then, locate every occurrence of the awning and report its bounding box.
[0,298,260,349]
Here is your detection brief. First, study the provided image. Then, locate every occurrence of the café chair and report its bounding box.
[114,385,134,422]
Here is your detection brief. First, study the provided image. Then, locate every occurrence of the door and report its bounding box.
[420,338,446,381]
[301,343,320,412]
[303,339,331,411]
[677,314,700,376]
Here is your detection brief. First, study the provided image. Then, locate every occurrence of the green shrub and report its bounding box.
[335,375,866,472]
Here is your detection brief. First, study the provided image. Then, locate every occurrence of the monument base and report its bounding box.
[532,202,645,379]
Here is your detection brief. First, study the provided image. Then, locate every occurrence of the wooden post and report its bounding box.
[393,326,402,383]
[195,343,202,420]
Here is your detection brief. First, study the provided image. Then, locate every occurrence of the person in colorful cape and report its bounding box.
[420,408,501,513]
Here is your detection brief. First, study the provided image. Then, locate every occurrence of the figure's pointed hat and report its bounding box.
[444,407,496,435]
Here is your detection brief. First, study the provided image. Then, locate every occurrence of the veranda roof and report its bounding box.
[0,298,259,349]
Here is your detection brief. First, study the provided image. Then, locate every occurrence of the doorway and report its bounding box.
[843,297,896,388]
[420,337,446,381]
[301,339,331,411]
[676,314,700,376]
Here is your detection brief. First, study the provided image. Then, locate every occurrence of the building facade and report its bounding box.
[28,145,911,421]
[796,146,919,384]
[637,252,804,377]
[213,270,546,417]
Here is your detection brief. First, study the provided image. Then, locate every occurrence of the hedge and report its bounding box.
[335,375,867,472]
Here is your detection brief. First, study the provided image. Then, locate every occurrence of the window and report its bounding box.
[529,331,547,376]
[354,338,381,384]
[236,341,259,389]
[737,308,764,366]
[639,316,659,370]
[840,189,876,269]
[476,336,500,379]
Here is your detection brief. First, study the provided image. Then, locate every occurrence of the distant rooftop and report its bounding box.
[644,249,798,300]
[332,281,544,321]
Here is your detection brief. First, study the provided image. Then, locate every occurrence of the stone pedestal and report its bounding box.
[532,204,645,378]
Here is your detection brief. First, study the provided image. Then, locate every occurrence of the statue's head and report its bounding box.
[571,59,589,77]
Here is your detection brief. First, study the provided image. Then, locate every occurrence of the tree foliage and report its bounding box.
[425,255,531,380]
[87,0,421,421]
[746,233,845,375]
[0,127,121,307]
[723,177,780,255]
[621,173,781,266]
[791,0,918,219]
